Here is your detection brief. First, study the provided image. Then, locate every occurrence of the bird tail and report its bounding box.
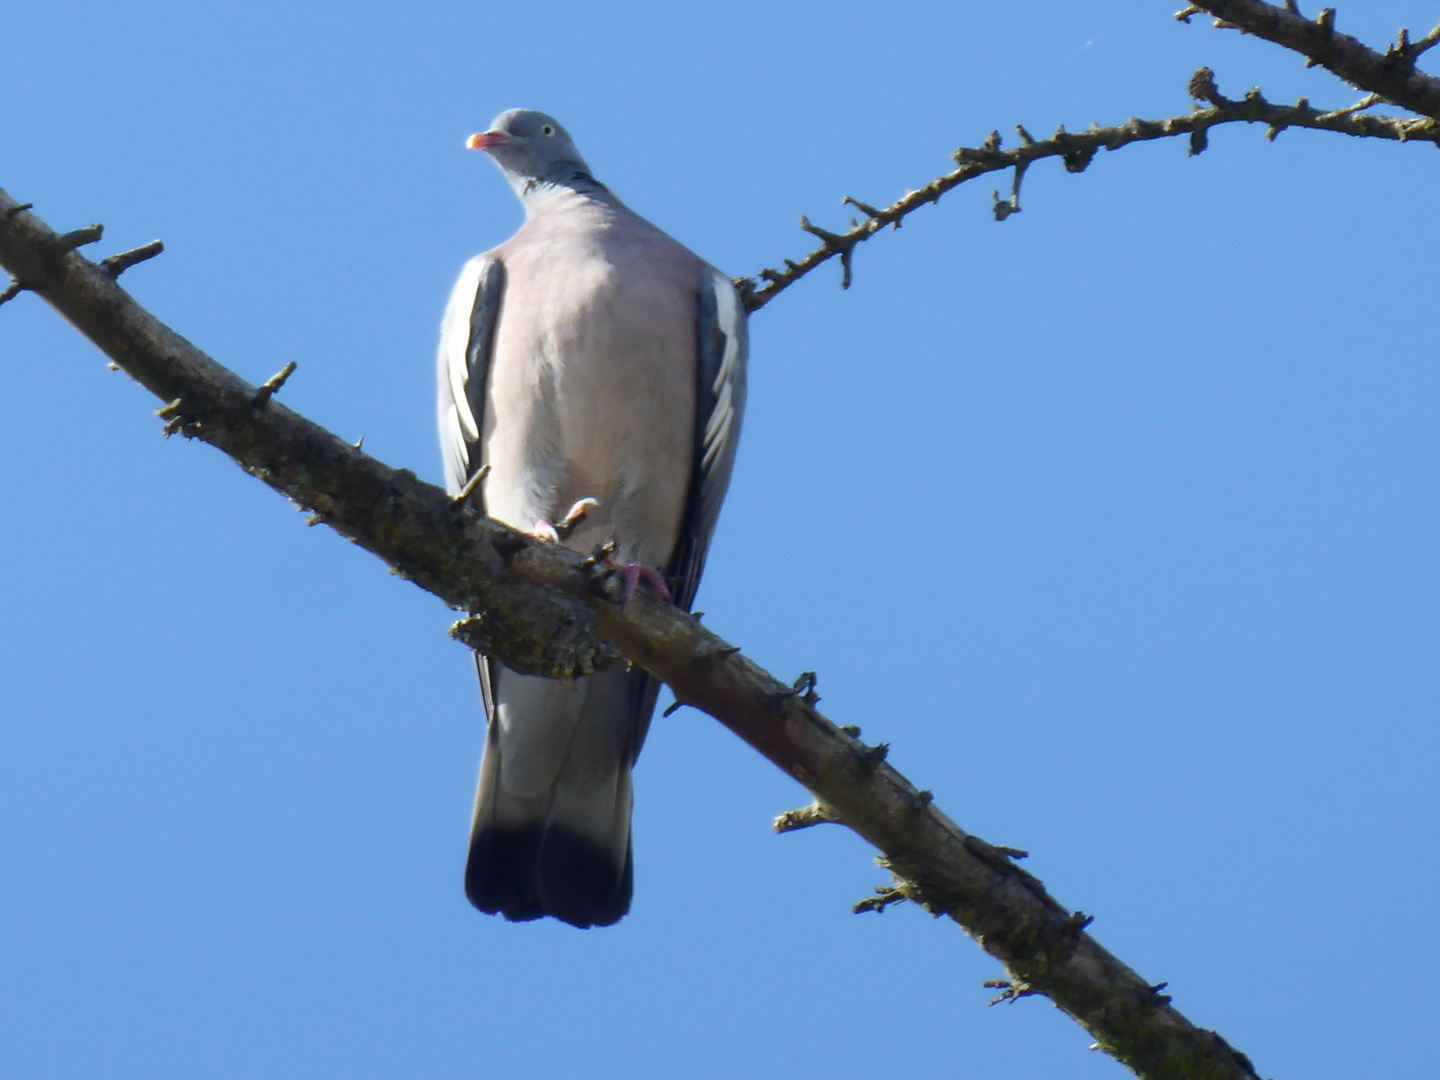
[465,661,652,928]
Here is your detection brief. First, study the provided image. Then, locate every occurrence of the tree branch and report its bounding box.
[1177,0,1440,120]
[738,70,1438,311]
[1,185,1264,1078]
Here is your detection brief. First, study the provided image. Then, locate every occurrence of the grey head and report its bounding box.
[467,109,595,204]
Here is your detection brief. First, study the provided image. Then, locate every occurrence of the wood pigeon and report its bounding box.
[436,109,748,928]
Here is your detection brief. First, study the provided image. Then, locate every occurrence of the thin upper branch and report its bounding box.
[1178,1,1440,120]
[738,72,1438,311]
[0,185,1261,1080]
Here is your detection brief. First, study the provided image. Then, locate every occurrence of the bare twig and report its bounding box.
[54,223,104,252]
[769,669,822,708]
[773,801,841,833]
[1318,92,1383,119]
[101,239,165,278]
[250,360,297,412]
[855,884,912,915]
[1406,21,1440,60]
[991,144,1029,221]
[985,977,1039,1006]
[1179,1,1440,120]
[739,74,1438,311]
[453,462,491,507]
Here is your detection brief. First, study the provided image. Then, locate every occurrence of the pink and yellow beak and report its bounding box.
[466,130,512,151]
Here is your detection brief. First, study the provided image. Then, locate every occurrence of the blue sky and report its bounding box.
[2,2,1437,1077]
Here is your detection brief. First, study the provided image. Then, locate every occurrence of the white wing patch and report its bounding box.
[437,255,501,495]
[700,272,745,476]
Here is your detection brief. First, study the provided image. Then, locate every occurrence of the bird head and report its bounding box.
[467,109,593,198]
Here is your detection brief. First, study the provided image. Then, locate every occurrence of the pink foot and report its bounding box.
[616,562,671,602]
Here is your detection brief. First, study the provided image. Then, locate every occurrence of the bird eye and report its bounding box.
[541,124,555,137]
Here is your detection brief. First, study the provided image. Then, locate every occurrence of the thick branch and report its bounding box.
[739,75,1438,311]
[1179,0,1440,120]
[0,187,1261,1079]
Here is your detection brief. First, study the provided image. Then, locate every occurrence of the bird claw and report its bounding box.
[554,497,599,540]
[562,497,598,525]
[529,497,600,544]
